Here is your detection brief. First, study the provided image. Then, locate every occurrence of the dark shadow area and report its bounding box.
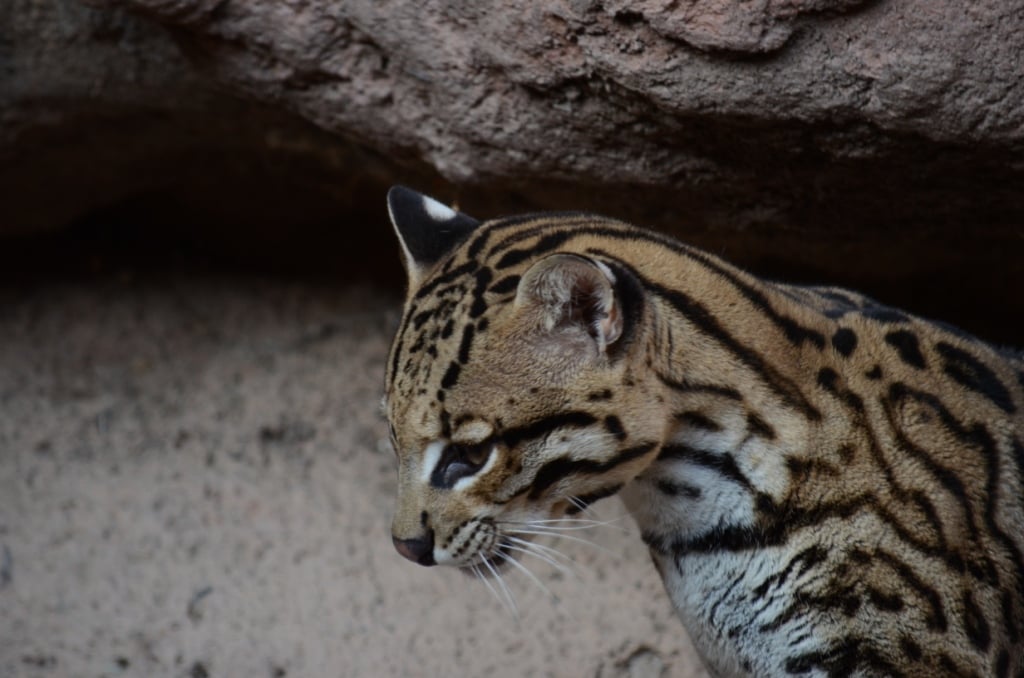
[1,178,1020,349]
[1,101,1020,347]
[0,182,402,290]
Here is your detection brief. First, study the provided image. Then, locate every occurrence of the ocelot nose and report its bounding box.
[392,531,436,566]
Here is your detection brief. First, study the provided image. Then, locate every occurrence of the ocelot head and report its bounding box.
[383,187,665,575]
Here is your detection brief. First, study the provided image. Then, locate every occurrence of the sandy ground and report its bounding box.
[0,275,708,678]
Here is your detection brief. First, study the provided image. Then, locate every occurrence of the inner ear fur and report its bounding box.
[515,253,623,353]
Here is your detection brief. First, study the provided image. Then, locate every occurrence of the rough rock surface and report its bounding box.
[84,0,1024,178]
[3,0,1023,344]
[0,0,402,238]
[0,275,709,678]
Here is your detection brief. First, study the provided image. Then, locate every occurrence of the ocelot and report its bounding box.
[382,186,1024,677]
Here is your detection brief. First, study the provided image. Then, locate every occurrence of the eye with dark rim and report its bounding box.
[431,441,494,489]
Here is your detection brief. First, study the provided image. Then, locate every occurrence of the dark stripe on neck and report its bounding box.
[935,341,1016,414]
[657,374,744,401]
[675,411,723,432]
[658,444,754,490]
[641,274,821,420]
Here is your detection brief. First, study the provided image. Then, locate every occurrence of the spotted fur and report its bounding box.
[383,187,1024,677]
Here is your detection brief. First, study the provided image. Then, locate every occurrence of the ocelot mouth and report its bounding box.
[459,538,518,577]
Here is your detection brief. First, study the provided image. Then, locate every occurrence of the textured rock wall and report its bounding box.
[0,0,405,239]
[2,0,1023,341]
[83,0,1024,178]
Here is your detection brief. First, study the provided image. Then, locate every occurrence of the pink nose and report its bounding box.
[392,533,436,566]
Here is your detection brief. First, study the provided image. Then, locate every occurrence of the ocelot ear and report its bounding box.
[387,185,480,288]
[515,254,623,355]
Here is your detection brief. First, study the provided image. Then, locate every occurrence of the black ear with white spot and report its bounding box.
[515,254,623,355]
[387,186,480,288]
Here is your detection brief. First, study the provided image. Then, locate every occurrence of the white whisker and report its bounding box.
[473,563,505,609]
[505,517,616,525]
[481,556,518,618]
[567,496,602,520]
[506,528,618,557]
[503,535,575,565]
[502,541,574,576]
[497,551,558,602]
[528,521,630,535]
[502,516,631,532]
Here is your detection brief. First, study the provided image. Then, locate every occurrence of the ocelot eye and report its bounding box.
[458,443,490,466]
[431,441,494,489]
